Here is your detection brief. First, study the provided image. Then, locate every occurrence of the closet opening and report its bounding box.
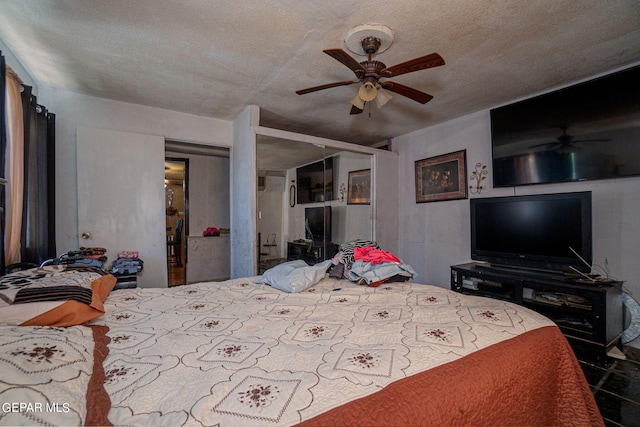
[165,140,231,286]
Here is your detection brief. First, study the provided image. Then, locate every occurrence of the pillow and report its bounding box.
[0,267,116,326]
[256,260,332,292]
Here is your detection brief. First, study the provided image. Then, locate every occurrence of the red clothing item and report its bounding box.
[353,246,401,265]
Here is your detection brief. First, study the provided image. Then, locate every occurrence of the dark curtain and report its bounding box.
[0,52,6,271]
[21,85,56,264]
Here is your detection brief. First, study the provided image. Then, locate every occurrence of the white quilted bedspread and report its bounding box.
[0,325,96,426]
[86,277,554,426]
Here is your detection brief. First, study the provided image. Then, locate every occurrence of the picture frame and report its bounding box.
[415,150,467,203]
[347,169,371,205]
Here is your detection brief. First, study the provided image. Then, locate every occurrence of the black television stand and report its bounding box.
[451,262,623,365]
[474,263,567,281]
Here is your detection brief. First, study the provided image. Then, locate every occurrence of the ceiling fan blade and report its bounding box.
[530,138,609,149]
[350,104,364,115]
[529,141,556,149]
[323,49,366,77]
[381,53,445,78]
[296,80,358,95]
[380,81,433,104]
[572,138,610,143]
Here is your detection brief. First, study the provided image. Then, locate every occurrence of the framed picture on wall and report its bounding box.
[415,150,467,203]
[347,169,371,205]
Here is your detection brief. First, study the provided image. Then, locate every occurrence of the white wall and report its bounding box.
[37,87,233,258]
[394,110,640,302]
[1,40,37,90]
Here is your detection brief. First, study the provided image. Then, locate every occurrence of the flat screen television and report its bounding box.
[305,206,331,244]
[491,65,640,187]
[296,157,334,204]
[470,191,592,273]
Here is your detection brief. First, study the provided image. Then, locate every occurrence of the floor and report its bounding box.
[168,256,234,286]
[579,345,640,426]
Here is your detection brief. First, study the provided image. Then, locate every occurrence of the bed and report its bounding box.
[0,266,603,426]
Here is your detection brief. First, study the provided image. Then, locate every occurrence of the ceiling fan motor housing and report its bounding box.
[361,36,381,55]
[359,61,387,81]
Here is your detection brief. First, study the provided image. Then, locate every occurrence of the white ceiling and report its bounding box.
[1,0,639,146]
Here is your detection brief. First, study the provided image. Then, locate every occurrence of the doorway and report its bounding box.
[165,158,188,286]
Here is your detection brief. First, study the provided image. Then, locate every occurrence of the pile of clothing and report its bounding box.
[78,246,108,264]
[328,239,417,287]
[111,256,144,275]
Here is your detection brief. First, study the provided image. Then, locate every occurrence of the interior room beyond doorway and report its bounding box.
[165,158,187,286]
[165,141,231,286]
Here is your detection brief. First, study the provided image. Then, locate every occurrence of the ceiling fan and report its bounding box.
[296,35,445,115]
[529,124,609,152]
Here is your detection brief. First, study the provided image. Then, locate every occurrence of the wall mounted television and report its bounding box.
[305,206,331,244]
[296,157,334,204]
[491,65,640,187]
[470,191,592,273]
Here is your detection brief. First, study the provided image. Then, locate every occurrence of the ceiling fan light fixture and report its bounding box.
[350,93,365,110]
[296,25,445,116]
[358,81,377,102]
[375,87,393,108]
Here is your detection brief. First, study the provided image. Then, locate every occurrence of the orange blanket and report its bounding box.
[299,326,603,426]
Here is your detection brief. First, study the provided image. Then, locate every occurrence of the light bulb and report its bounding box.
[358,82,378,102]
[375,88,393,108]
[350,94,365,110]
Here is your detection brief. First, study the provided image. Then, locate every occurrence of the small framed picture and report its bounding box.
[347,169,371,205]
[415,150,467,203]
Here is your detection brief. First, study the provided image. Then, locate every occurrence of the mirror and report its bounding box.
[256,135,372,272]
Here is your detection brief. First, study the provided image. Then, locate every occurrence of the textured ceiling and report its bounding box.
[1,0,639,146]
